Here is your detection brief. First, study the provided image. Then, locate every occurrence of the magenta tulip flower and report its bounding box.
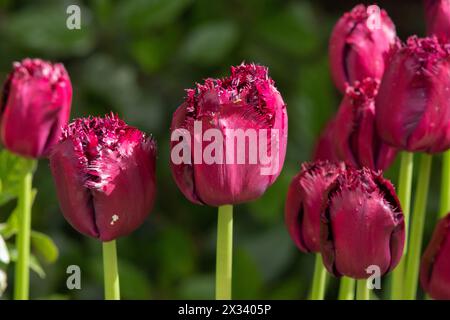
[313,120,340,163]
[376,36,450,153]
[49,114,156,241]
[425,0,450,41]
[321,168,405,279]
[285,161,345,253]
[420,213,450,300]
[333,78,397,171]
[329,4,397,92]
[0,58,72,158]
[170,63,288,207]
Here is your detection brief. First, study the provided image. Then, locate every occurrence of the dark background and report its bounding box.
[0,0,438,299]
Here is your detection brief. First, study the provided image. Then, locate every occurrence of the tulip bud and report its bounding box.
[313,120,340,163]
[425,0,450,41]
[329,4,397,92]
[1,58,72,158]
[285,161,345,253]
[420,213,450,300]
[376,36,450,153]
[321,168,405,279]
[170,63,287,206]
[333,78,397,171]
[49,114,156,241]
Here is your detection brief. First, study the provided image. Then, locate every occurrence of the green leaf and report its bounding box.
[29,255,46,279]
[180,21,238,65]
[0,150,36,205]
[0,208,17,239]
[31,231,59,264]
[8,248,46,278]
[0,235,9,264]
[0,189,37,239]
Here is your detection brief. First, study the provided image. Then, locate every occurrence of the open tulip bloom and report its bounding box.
[49,114,157,299]
[0,58,72,300]
[170,63,287,299]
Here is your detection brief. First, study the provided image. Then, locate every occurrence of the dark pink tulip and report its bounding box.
[49,114,156,241]
[285,161,345,253]
[170,63,287,207]
[425,0,450,41]
[321,168,405,279]
[313,120,340,163]
[329,4,397,92]
[420,213,450,300]
[376,36,450,153]
[0,58,72,158]
[333,78,397,171]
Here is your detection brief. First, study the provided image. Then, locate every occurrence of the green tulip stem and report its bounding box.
[103,240,120,300]
[338,277,355,300]
[390,152,414,300]
[356,280,370,300]
[310,254,327,300]
[404,154,432,300]
[216,205,233,300]
[14,168,34,300]
[439,151,450,219]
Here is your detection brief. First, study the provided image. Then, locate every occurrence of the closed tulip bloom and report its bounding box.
[425,0,450,41]
[420,213,450,300]
[333,78,397,171]
[321,168,405,279]
[329,4,397,92]
[285,161,345,253]
[376,36,450,153]
[170,63,287,206]
[1,58,72,158]
[313,120,340,163]
[49,114,156,241]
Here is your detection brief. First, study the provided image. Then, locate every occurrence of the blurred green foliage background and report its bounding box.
[0,0,439,300]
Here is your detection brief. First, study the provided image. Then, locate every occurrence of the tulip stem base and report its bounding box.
[103,240,120,300]
[310,254,327,300]
[356,280,369,300]
[216,205,233,300]
[404,154,432,300]
[390,152,414,300]
[14,168,34,300]
[440,151,450,218]
[338,277,355,300]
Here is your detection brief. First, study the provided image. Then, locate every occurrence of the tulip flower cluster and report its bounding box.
[3,0,450,302]
[315,4,400,172]
[286,161,405,279]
